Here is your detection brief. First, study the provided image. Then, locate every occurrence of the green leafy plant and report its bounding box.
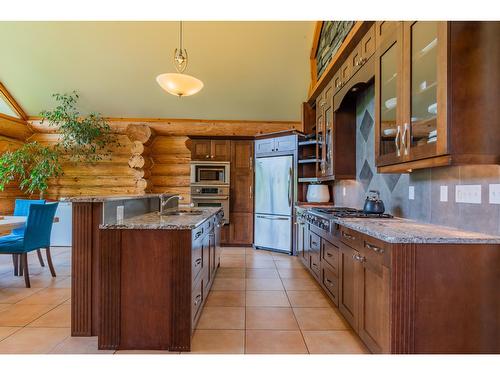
[40,91,120,162]
[0,142,62,197]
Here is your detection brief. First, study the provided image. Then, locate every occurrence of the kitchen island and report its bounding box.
[98,207,224,351]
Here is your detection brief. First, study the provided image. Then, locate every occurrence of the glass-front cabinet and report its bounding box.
[375,21,448,168]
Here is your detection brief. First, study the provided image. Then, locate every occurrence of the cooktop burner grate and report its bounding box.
[312,207,393,219]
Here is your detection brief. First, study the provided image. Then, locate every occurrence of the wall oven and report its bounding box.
[190,161,230,185]
[191,185,230,223]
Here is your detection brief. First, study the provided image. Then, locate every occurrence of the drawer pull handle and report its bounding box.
[311,241,319,247]
[326,278,334,285]
[326,252,333,257]
[343,232,356,241]
[312,262,318,268]
[352,254,366,263]
[365,242,384,254]
[194,258,202,266]
[194,294,202,306]
[195,230,203,239]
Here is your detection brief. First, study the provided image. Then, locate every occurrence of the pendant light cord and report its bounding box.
[179,21,183,51]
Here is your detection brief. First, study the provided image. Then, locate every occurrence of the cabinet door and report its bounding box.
[191,140,212,160]
[255,138,275,155]
[324,84,334,177]
[231,140,254,213]
[202,233,210,282]
[297,221,306,262]
[403,21,447,162]
[309,231,321,278]
[375,21,400,49]
[230,212,253,245]
[300,223,311,267]
[375,23,406,167]
[209,231,216,280]
[339,243,359,331]
[357,257,390,353]
[274,135,296,153]
[211,140,231,161]
[316,93,325,176]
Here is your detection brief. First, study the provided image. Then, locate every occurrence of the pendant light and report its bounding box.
[156,21,204,97]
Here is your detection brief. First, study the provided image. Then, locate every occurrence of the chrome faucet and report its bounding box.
[160,194,183,214]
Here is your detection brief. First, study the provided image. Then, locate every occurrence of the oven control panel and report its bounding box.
[304,213,330,232]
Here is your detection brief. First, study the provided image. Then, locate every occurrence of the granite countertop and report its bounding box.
[330,216,500,244]
[100,207,222,230]
[60,194,160,202]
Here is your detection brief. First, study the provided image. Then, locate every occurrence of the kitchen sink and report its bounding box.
[159,210,203,216]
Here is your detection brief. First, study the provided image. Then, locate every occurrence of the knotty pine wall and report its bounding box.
[0,115,32,214]
[28,118,301,202]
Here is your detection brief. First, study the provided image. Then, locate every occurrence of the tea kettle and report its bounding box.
[363,190,385,214]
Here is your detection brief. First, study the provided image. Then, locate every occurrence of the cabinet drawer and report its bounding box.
[322,240,339,273]
[192,226,204,243]
[310,254,321,278]
[309,232,321,251]
[191,277,204,327]
[340,227,363,249]
[322,264,339,306]
[359,237,389,273]
[192,246,203,282]
[274,135,296,152]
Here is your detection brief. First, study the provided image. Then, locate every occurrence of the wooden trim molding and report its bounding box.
[0,82,27,121]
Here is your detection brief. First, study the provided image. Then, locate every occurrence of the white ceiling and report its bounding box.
[0,21,314,121]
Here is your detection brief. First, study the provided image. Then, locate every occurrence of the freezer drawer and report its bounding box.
[254,214,292,253]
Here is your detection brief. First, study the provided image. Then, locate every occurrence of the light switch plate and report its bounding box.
[489,184,500,204]
[409,186,415,200]
[342,186,347,197]
[116,205,124,222]
[440,186,448,202]
[455,185,481,204]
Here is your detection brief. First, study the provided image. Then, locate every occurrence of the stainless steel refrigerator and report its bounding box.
[254,155,294,253]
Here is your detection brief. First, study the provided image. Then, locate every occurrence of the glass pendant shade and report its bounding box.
[156,73,204,97]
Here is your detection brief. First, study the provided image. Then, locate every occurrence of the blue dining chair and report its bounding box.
[0,202,59,288]
[11,199,46,274]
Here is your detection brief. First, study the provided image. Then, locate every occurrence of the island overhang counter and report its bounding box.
[97,207,224,351]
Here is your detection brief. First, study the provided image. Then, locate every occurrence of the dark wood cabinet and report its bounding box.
[230,140,254,213]
[228,212,253,245]
[375,21,500,172]
[191,139,230,161]
[338,242,359,331]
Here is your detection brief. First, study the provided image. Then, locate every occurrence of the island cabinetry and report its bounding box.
[98,209,223,351]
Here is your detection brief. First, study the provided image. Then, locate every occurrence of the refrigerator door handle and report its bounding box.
[287,167,293,208]
[256,215,289,221]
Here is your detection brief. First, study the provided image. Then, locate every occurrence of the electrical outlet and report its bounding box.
[342,186,346,197]
[489,184,500,204]
[440,186,448,202]
[455,185,481,204]
[409,186,415,200]
[116,205,124,222]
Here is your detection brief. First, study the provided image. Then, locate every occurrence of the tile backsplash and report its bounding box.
[332,84,500,235]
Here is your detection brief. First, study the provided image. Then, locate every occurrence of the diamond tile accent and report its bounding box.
[382,174,401,192]
[359,160,373,191]
[360,110,373,142]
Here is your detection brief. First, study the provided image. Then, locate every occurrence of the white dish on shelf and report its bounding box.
[383,128,397,136]
[385,97,397,110]
[428,103,437,115]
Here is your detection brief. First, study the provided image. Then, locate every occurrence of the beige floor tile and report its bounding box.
[245,259,276,269]
[245,253,273,261]
[271,252,293,260]
[50,336,115,354]
[0,304,56,326]
[0,327,70,354]
[246,268,280,279]
[220,256,246,268]
[302,331,368,354]
[205,291,245,307]
[246,307,298,330]
[245,249,273,257]
[293,307,349,330]
[50,277,72,289]
[245,278,283,291]
[287,291,332,308]
[0,287,43,304]
[221,247,246,256]
[211,278,245,291]
[275,260,305,269]
[196,307,245,329]
[63,299,71,305]
[0,274,62,289]
[281,277,320,291]
[29,304,71,328]
[53,266,72,276]
[278,268,313,279]
[216,268,245,279]
[190,330,244,354]
[246,291,290,307]
[115,350,180,354]
[0,326,20,340]
[245,330,308,354]
[17,288,71,305]
[0,304,12,313]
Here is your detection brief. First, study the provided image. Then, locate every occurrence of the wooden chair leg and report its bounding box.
[22,253,30,288]
[45,247,56,277]
[36,249,45,267]
[19,255,23,276]
[12,254,19,276]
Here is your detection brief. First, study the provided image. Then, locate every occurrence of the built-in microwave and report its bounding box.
[190,161,230,185]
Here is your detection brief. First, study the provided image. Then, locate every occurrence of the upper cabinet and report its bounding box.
[191,139,230,161]
[375,21,500,173]
[255,135,296,157]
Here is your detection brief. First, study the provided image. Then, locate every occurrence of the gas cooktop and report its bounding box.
[312,207,393,219]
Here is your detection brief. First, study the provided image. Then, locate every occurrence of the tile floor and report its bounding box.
[0,246,368,354]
